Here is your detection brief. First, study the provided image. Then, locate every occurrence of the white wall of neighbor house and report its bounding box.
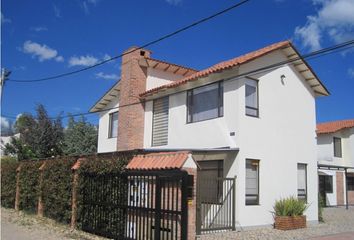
[146,68,183,91]
[317,128,354,167]
[97,98,119,153]
[144,50,319,227]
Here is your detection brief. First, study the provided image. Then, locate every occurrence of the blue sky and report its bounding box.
[1,0,354,130]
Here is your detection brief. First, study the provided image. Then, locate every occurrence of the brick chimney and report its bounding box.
[117,47,151,151]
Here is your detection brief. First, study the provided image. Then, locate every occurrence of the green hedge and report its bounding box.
[1,158,19,208]
[42,157,77,223]
[18,161,43,213]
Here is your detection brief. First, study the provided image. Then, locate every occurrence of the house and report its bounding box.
[90,40,329,231]
[317,119,354,207]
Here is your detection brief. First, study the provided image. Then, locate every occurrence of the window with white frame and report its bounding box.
[108,111,118,138]
[245,78,259,117]
[297,163,307,201]
[187,81,223,123]
[333,137,342,158]
[246,159,259,205]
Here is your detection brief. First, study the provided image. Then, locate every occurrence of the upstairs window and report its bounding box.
[108,112,118,138]
[152,97,169,146]
[333,137,342,158]
[297,163,307,201]
[187,82,223,123]
[245,78,259,117]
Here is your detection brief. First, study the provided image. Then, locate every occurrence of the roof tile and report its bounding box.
[317,119,354,134]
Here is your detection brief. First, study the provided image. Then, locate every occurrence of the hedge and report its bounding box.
[1,158,19,208]
[18,161,43,213]
[41,157,77,223]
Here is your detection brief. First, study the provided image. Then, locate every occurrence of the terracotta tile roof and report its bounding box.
[144,57,198,73]
[140,41,291,97]
[317,119,354,134]
[126,151,190,170]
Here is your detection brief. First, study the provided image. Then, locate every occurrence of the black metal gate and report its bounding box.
[81,170,188,240]
[196,177,236,234]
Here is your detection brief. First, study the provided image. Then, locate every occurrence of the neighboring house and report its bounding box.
[90,40,329,229]
[317,119,354,207]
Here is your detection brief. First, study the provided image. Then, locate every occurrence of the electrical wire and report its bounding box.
[2,39,353,120]
[7,0,251,83]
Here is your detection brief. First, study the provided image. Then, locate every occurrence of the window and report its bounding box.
[187,82,223,123]
[152,97,169,146]
[246,159,259,205]
[333,137,342,157]
[198,160,223,204]
[319,175,333,193]
[245,78,259,117]
[297,164,307,201]
[347,176,354,191]
[108,112,118,138]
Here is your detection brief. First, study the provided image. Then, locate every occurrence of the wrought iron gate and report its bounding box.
[81,170,188,240]
[196,177,236,234]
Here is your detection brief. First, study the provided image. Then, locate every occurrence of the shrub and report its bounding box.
[42,157,77,223]
[318,193,325,222]
[273,196,308,217]
[18,161,43,213]
[1,158,19,208]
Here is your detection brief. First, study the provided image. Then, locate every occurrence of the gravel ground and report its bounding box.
[1,208,108,240]
[199,207,354,240]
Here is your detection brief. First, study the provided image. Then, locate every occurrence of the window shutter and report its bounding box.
[152,97,169,146]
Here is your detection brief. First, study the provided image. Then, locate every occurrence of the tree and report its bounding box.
[62,115,97,156]
[3,104,64,160]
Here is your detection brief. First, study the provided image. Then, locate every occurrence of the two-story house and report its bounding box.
[317,119,354,207]
[90,41,329,229]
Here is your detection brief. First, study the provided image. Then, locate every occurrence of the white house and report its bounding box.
[90,41,329,231]
[317,119,354,207]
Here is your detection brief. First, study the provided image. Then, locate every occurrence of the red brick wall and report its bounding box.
[117,47,151,151]
[336,172,344,205]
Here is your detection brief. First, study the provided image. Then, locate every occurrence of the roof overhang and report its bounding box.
[89,81,121,113]
[139,57,197,77]
[318,163,354,171]
[280,43,330,97]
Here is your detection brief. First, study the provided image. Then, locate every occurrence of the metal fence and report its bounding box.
[81,170,188,240]
[196,177,236,234]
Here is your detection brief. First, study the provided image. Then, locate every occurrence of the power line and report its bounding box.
[3,39,354,121]
[7,0,251,83]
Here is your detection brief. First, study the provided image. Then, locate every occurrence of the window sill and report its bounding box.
[186,115,224,124]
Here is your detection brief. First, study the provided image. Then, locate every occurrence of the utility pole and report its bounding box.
[1,68,11,116]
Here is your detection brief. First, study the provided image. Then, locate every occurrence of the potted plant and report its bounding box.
[273,196,308,230]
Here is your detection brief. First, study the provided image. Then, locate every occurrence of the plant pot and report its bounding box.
[274,215,306,230]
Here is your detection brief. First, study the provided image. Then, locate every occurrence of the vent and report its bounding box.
[152,97,169,146]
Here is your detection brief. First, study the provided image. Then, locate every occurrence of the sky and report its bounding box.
[1,0,354,131]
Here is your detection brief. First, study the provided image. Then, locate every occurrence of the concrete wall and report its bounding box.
[144,50,319,227]
[97,98,119,153]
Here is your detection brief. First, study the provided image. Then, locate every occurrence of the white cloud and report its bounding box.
[348,68,354,78]
[69,55,99,67]
[95,72,119,80]
[103,54,111,61]
[1,117,10,130]
[294,0,354,51]
[1,13,11,23]
[165,0,182,5]
[80,0,100,15]
[30,26,48,32]
[22,40,64,62]
[53,4,61,18]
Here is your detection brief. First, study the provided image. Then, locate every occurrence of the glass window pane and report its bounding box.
[297,164,307,201]
[245,79,258,117]
[334,137,342,157]
[246,160,259,205]
[187,82,223,123]
[109,112,118,138]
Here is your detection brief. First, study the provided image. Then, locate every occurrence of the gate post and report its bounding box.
[182,165,197,240]
[15,165,21,211]
[71,158,85,229]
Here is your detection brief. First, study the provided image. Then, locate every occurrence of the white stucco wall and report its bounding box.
[144,50,319,227]
[146,68,183,91]
[97,98,119,153]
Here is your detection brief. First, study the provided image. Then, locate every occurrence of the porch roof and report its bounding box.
[126,151,191,170]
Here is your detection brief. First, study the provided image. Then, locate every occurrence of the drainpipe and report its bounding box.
[345,168,348,210]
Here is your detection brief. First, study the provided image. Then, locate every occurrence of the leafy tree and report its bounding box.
[3,104,64,160]
[63,115,97,156]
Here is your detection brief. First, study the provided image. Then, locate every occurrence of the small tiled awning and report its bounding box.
[126,151,191,170]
